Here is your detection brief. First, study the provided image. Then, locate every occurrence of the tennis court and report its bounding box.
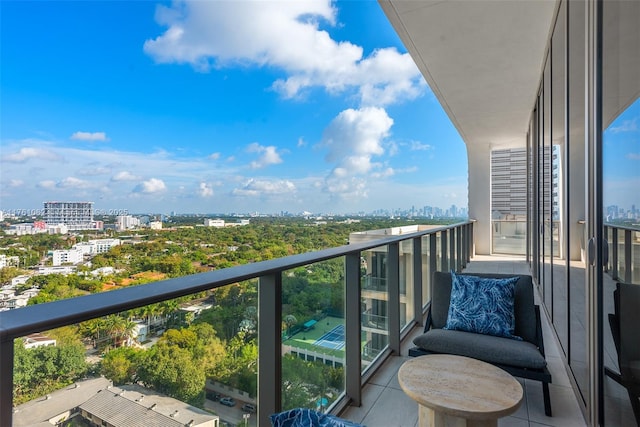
[313,324,345,350]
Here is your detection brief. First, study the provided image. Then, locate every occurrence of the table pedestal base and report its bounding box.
[419,405,498,427]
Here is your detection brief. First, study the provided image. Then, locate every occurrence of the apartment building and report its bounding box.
[116,215,141,231]
[51,248,83,266]
[44,201,95,231]
[73,238,121,256]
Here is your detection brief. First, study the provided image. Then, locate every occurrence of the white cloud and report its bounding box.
[144,1,424,107]
[410,141,432,151]
[322,176,368,199]
[78,166,111,176]
[321,107,393,175]
[70,131,109,141]
[297,137,307,148]
[356,48,427,107]
[246,143,283,169]
[1,147,62,163]
[57,176,93,189]
[209,152,221,160]
[37,180,56,190]
[199,182,214,197]
[8,179,24,188]
[608,118,638,134]
[627,153,640,160]
[371,168,395,179]
[133,178,167,194]
[112,171,141,182]
[232,178,296,197]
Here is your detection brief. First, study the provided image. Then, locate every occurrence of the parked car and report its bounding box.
[219,397,236,407]
[242,403,256,413]
[206,391,221,401]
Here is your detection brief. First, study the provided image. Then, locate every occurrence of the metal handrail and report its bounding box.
[0,220,473,426]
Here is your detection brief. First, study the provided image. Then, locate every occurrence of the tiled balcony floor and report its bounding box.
[341,255,588,427]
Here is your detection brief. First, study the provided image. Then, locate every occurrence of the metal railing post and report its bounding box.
[387,243,400,354]
[258,273,282,427]
[0,336,14,426]
[624,229,632,283]
[603,226,609,272]
[345,252,362,406]
[469,222,475,260]
[430,233,437,281]
[441,230,448,272]
[449,228,456,272]
[412,237,423,324]
[456,226,463,271]
[612,228,619,280]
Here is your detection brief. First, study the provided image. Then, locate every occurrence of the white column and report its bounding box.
[467,143,492,255]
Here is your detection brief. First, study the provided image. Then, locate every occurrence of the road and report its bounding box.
[205,398,257,427]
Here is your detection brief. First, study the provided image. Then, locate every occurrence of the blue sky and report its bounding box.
[1,1,636,217]
[0,0,469,215]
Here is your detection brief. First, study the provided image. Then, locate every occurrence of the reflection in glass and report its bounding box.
[281,260,346,412]
[602,0,640,423]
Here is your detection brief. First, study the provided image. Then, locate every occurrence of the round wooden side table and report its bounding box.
[398,354,523,427]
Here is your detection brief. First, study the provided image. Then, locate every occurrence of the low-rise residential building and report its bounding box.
[35,266,77,275]
[5,295,29,309]
[23,333,56,349]
[0,289,16,302]
[11,275,30,287]
[73,238,121,255]
[0,254,20,269]
[205,219,225,227]
[13,378,219,427]
[51,248,83,266]
[4,223,47,236]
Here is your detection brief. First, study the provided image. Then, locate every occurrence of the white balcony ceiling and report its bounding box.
[379,0,558,149]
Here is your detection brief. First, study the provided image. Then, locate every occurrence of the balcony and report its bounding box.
[0,222,587,427]
[341,254,587,427]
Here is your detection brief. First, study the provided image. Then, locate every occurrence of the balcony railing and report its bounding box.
[0,220,474,426]
[604,223,640,284]
[492,219,527,255]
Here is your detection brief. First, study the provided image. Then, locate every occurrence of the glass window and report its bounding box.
[601,0,640,424]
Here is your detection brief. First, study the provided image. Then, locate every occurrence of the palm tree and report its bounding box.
[103,315,137,347]
[284,315,297,337]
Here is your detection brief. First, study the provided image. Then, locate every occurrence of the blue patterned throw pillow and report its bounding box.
[270,408,365,427]
[444,271,521,340]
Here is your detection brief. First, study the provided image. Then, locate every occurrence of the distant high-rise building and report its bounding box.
[44,201,95,231]
[116,215,140,231]
[491,148,528,218]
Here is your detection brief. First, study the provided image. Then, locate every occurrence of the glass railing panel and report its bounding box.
[205,280,258,426]
[552,220,561,259]
[492,220,527,255]
[617,228,627,281]
[399,239,414,330]
[360,244,389,368]
[11,289,254,427]
[281,259,345,413]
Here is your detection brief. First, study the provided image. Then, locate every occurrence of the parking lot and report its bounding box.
[205,396,256,427]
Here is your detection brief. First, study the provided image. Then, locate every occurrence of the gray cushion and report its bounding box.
[431,271,537,344]
[413,329,547,369]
